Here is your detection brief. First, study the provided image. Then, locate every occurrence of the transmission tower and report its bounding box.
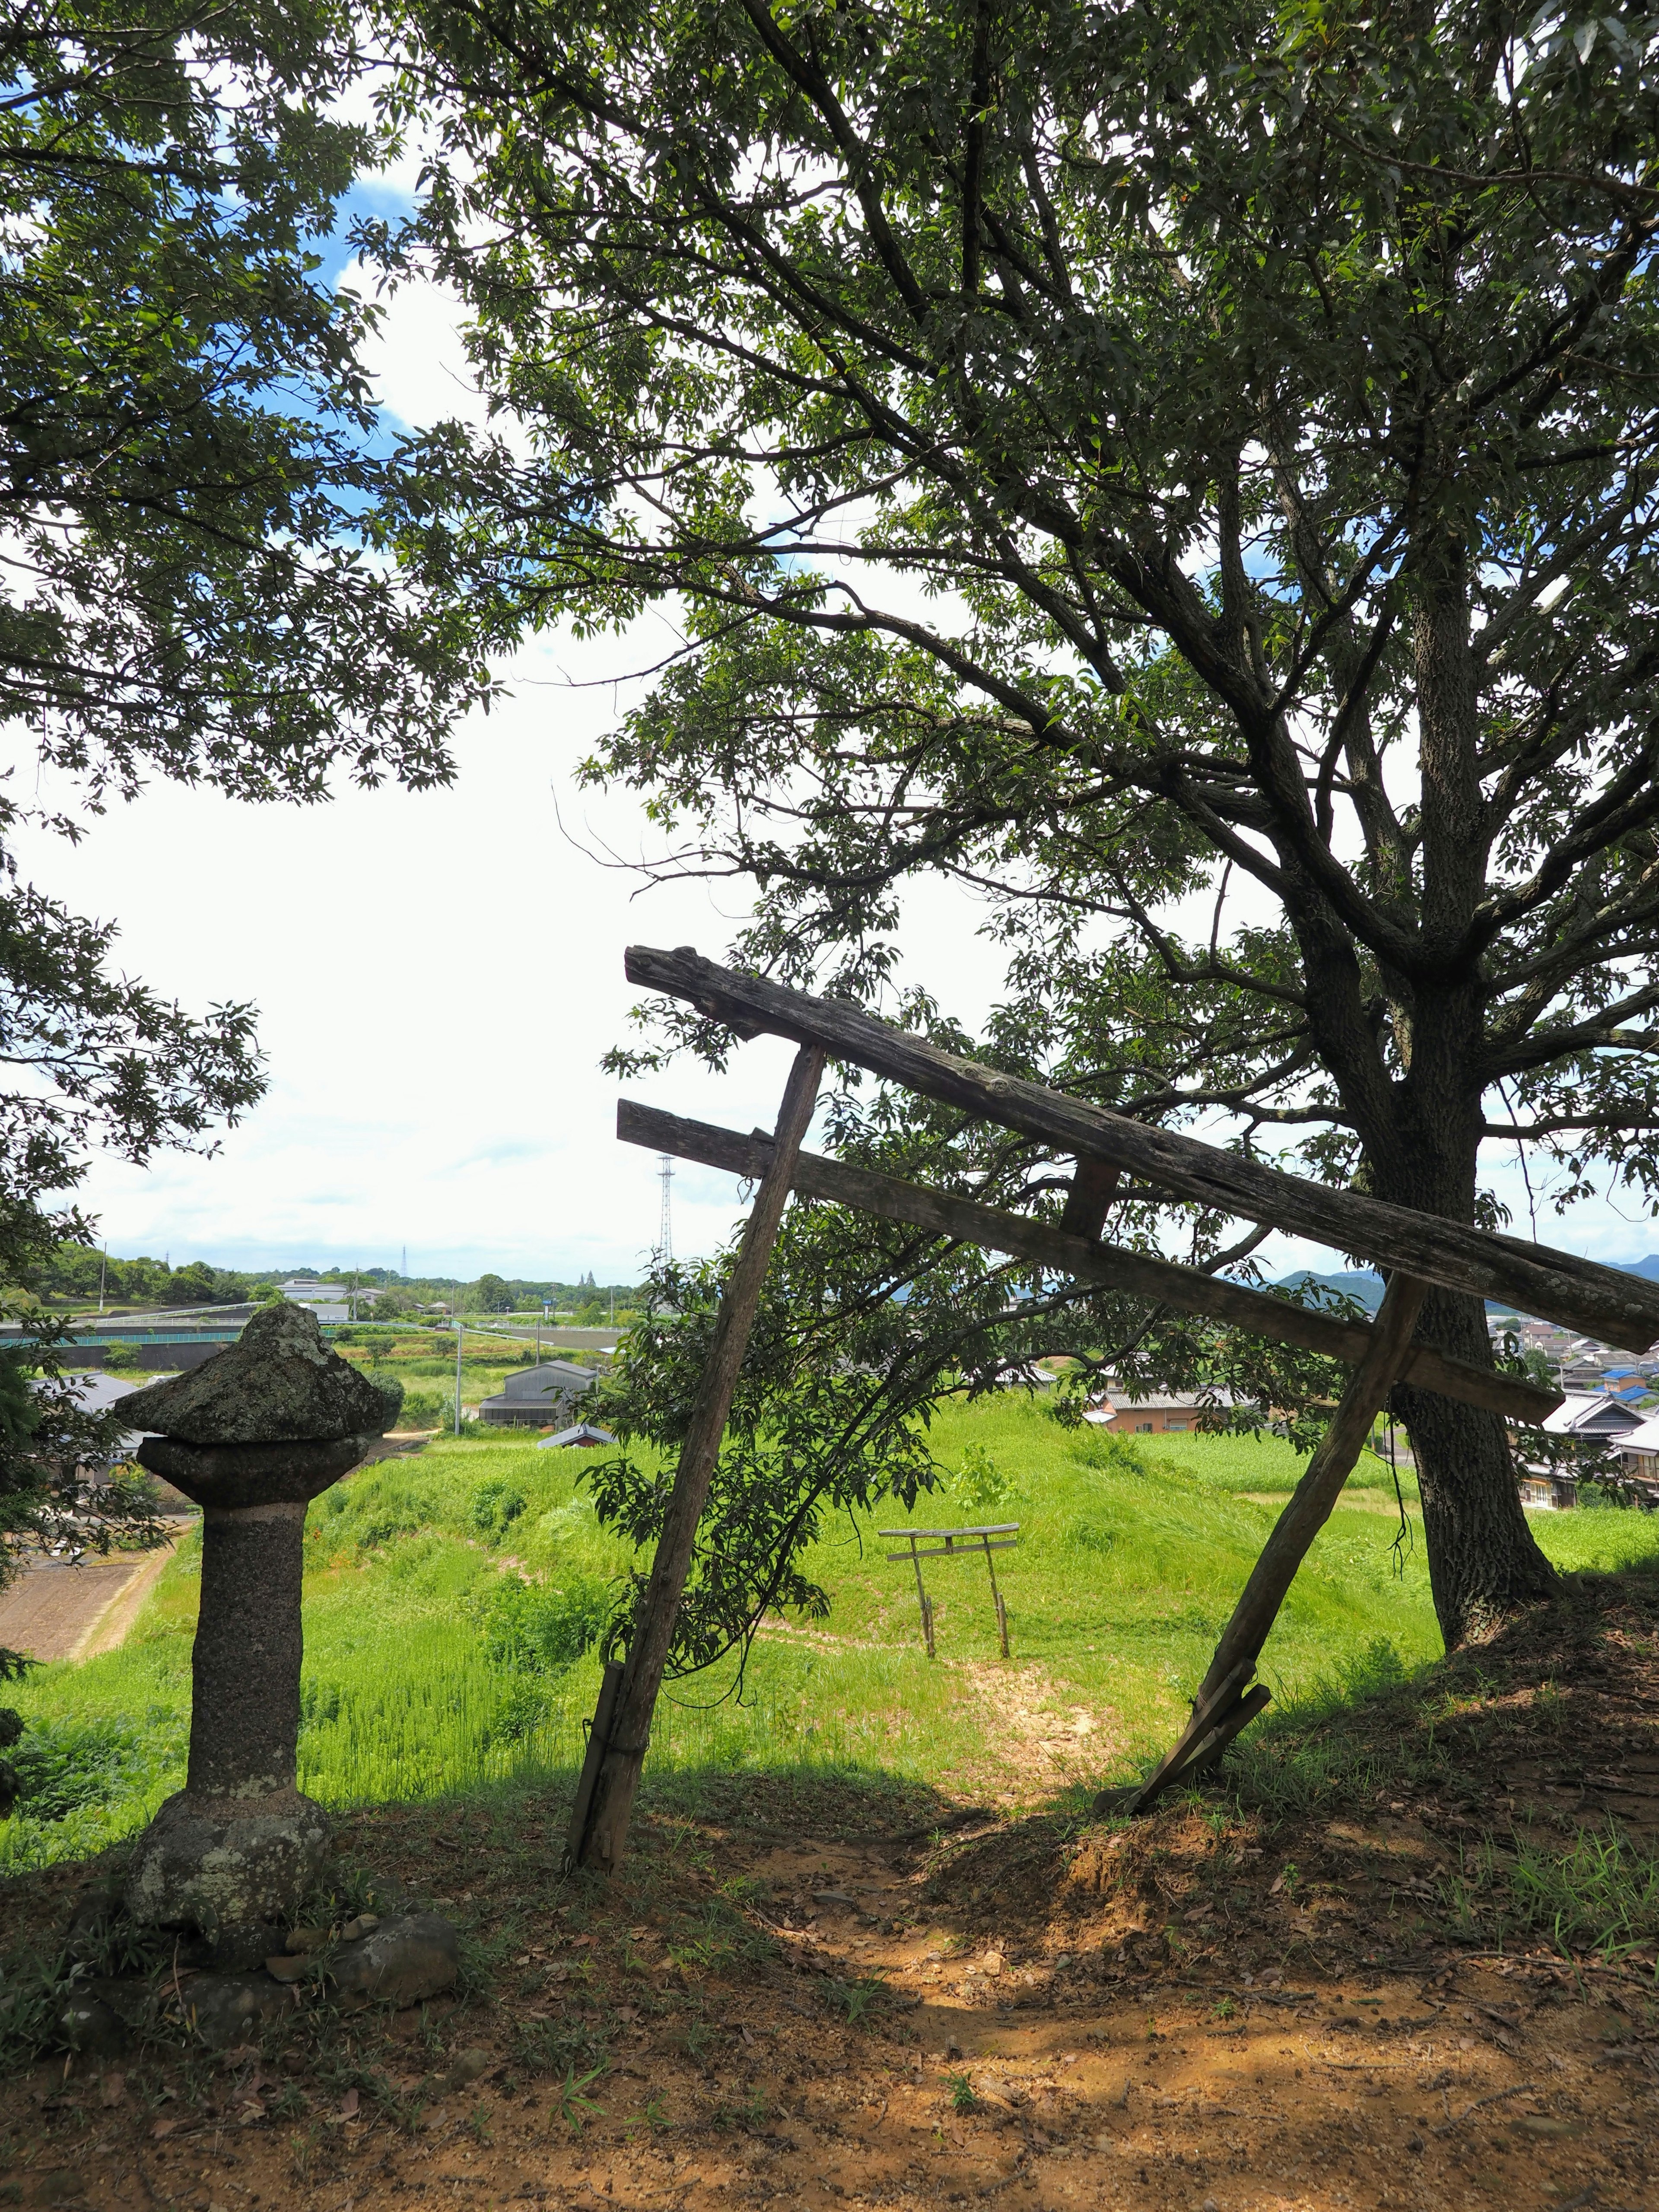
[657,1154,675,1262]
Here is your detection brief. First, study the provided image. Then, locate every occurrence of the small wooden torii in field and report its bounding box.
[564,946,1659,1874]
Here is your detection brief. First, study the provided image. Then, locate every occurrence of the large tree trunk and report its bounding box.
[1372,986,1560,1647]
[1392,1284,1559,1646]
[1296,543,1558,1647]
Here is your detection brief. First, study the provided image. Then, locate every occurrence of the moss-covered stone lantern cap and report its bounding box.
[121,1301,400,1445]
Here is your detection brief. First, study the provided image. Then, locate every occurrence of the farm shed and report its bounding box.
[477,1360,597,1428]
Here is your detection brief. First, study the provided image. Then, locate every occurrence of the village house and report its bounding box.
[1612,1408,1659,1507]
[1084,1389,1240,1435]
[1516,1390,1649,1510]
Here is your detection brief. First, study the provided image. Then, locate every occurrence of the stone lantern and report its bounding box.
[117,1303,399,1969]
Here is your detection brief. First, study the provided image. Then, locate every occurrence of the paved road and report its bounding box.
[0,1540,178,1664]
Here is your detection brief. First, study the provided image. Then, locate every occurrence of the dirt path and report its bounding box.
[6,1799,1649,2212]
[948,1658,1124,1805]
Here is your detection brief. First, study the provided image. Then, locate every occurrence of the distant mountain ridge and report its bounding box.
[1273,1255,1659,1320]
[1272,1269,1386,1311]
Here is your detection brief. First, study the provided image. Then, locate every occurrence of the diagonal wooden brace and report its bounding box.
[616,1100,1560,1425]
[1102,1272,1430,1815]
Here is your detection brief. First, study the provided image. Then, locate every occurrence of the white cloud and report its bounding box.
[6,616,1011,1280]
[350,259,491,433]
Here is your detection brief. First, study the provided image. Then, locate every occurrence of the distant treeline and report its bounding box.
[26,1249,641,1318]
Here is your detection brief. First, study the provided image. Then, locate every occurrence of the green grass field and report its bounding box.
[7,1398,1659,1874]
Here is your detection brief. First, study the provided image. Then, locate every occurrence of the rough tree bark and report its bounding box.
[1356,546,1558,1645]
[1379,1042,1560,1646]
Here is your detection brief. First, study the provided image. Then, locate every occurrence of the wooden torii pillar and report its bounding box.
[567,946,1659,1871]
[566,1045,824,1877]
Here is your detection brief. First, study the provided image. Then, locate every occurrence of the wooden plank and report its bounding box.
[618,1099,1562,1425]
[573,1045,826,1875]
[877,1524,1020,1539]
[890,1545,1020,1562]
[625,944,1659,1353]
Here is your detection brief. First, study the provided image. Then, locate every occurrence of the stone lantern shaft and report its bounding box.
[194,1497,304,1799]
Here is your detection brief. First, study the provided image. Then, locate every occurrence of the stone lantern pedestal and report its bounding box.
[117,1304,398,1970]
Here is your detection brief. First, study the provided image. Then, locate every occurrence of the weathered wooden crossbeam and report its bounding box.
[626,944,1659,1354]
[617,1100,1563,1426]
[879,1524,1021,1561]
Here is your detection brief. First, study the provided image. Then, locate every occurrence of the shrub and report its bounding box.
[350,1508,424,1552]
[477,1572,610,1674]
[397,1388,445,1428]
[8,1710,185,1821]
[952,1443,1019,1513]
[472,1479,528,1540]
[489,1678,551,1743]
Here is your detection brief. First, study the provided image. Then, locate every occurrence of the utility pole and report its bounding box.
[98,1243,107,1316]
[454,1317,464,1436]
[538,1302,546,1365]
[658,1155,674,1263]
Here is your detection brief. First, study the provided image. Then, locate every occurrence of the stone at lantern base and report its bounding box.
[123,1787,333,1971]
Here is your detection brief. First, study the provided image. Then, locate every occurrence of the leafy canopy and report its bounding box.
[381,0,1659,1646]
[2,0,506,798]
[0,2,510,1672]
[385,0,1659,1207]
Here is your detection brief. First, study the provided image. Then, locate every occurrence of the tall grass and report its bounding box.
[5,1396,1658,1869]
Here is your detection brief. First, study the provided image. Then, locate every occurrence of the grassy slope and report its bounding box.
[7,1397,1659,1872]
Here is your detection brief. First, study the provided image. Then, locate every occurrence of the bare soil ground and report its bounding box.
[3,1572,1657,2212]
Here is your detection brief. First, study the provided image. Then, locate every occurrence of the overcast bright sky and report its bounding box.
[10,159,1658,1287]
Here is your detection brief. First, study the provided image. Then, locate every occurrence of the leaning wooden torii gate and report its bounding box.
[564,946,1659,1874]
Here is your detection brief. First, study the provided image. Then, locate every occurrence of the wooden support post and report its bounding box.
[1060,1156,1120,1241]
[905,1536,936,1658]
[562,1659,623,1875]
[981,1532,1010,1658]
[1106,1272,1430,1815]
[571,1045,825,1874]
